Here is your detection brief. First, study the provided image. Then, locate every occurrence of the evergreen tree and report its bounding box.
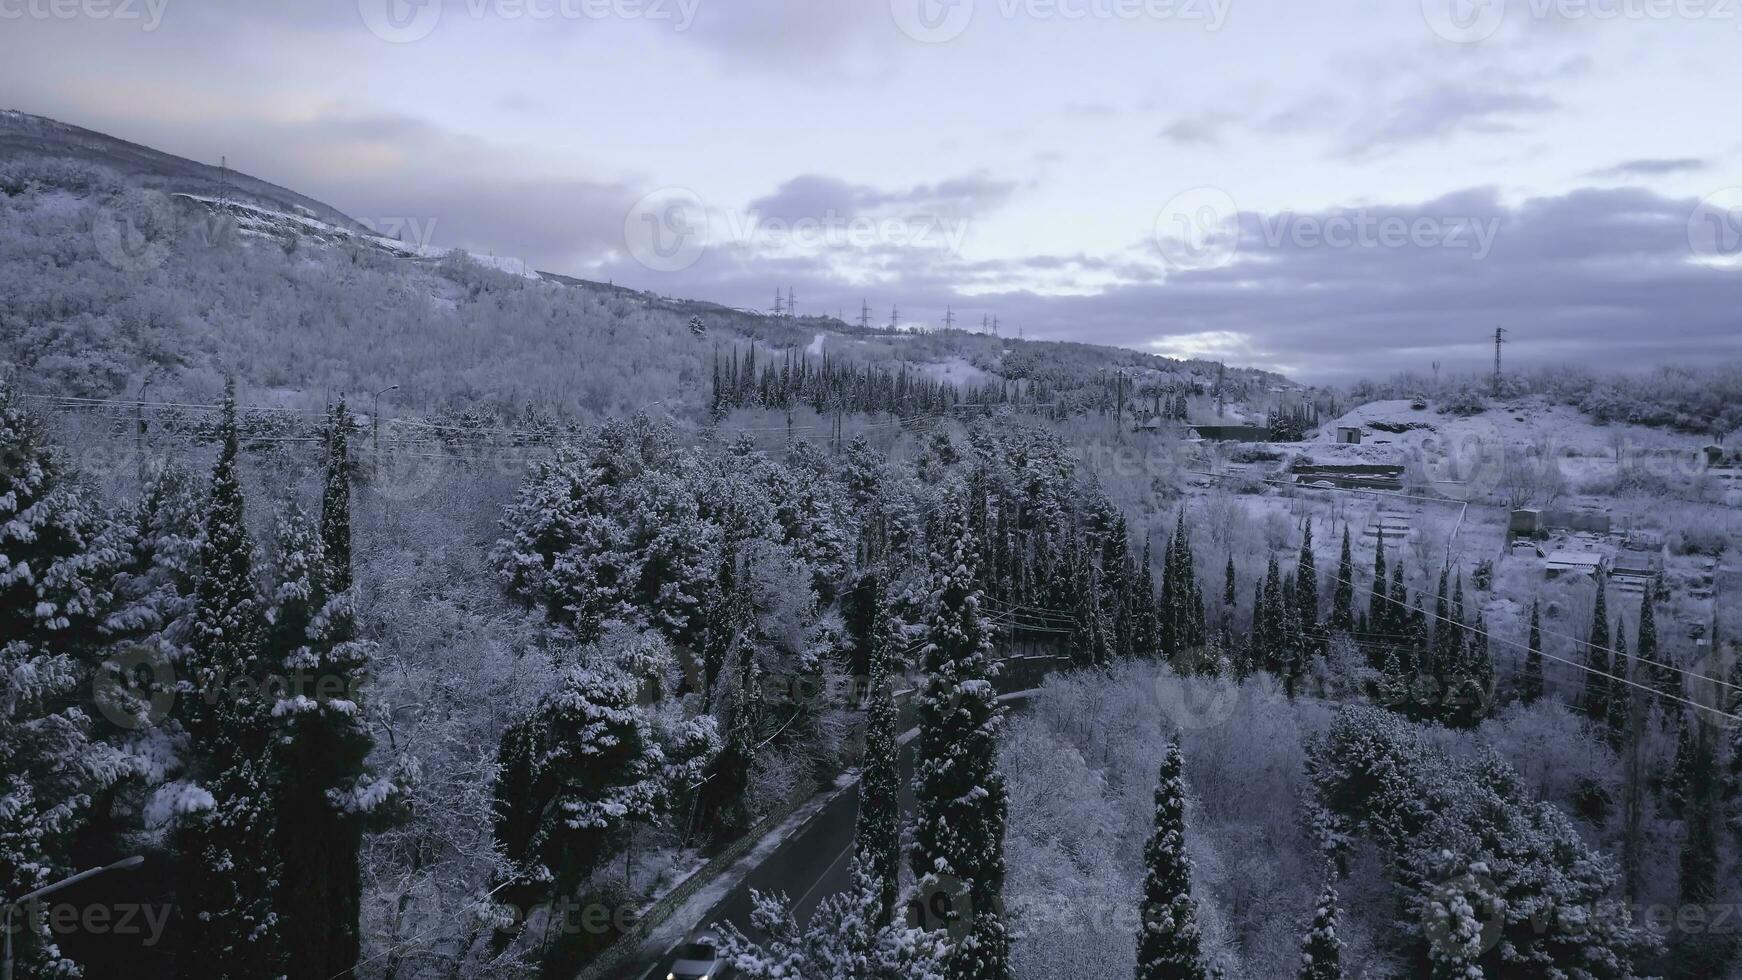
[1665,706,1694,818]
[1581,575,1613,725]
[1431,567,1457,694]
[1132,536,1161,656]
[858,587,903,926]
[1135,740,1207,980]
[0,384,126,978]
[272,404,386,980]
[1261,555,1285,676]
[1605,619,1631,752]
[1519,601,1544,706]
[493,633,716,934]
[1223,553,1237,611]
[1328,529,1354,635]
[1298,876,1344,980]
[1635,598,1672,727]
[174,381,288,980]
[1366,531,1387,634]
[1678,725,1719,907]
[910,495,1010,980]
[1295,518,1319,635]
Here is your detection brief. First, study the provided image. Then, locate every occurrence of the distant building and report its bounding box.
[1189,424,1272,442]
[1545,551,1609,579]
[1509,508,1543,537]
[1336,426,1363,444]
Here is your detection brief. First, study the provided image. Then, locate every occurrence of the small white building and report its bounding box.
[1336,426,1363,445]
[1545,551,1609,579]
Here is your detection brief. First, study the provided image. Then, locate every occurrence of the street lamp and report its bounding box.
[372,384,399,471]
[3,856,145,980]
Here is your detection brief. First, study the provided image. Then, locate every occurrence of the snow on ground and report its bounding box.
[910,355,995,386]
[1322,396,1707,459]
[807,332,827,356]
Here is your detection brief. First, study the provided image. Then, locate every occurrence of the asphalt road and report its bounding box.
[630,685,1043,980]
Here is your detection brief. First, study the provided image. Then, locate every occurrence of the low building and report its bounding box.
[1545,551,1609,579]
[1509,508,1543,537]
[1335,426,1363,444]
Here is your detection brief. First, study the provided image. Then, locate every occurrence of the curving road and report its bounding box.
[624,677,1048,980]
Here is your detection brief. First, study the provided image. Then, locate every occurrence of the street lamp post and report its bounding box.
[372,384,399,473]
[3,856,145,980]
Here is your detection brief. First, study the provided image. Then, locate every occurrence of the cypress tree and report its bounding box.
[274,402,382,980]
[1298,876,1344,980]
[175,380,288,980]
[1135,739,1207,980]
[1328,529,1354,635]
[911,495,1010,980]
[1295,518,1319,633]
[1636,598,1672,727]
[857,585,902,925]
[1366,531,1387,633]
[1606,619,1631,752]
[1223,553,1237,610]
[1261,555,1285,676]
[1666,706,1693,817]
[1582,575,1612,725]
[1678,726,1719,907]
[1519,601,1544,706]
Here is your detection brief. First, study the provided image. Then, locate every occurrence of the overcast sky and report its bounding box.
[4,0,1740,382]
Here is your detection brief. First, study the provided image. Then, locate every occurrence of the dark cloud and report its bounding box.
[1587,157,1709,179]
[1341,86,1558,157]
[1159,116,1225,146]
[746,172,1018,223]
[595,186,1742,383]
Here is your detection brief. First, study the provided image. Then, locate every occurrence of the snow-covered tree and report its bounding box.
[269,404,391,980]
[858,586,904,925]
[1308,706,1654,979]
[1328,528,1354,635]
[1582,574,1612,726]
[1135,739,1207,980]
[716,858,949,980]
[490,630,717,930]
[1518,600,1544,706]
[1298,875,1343,980]
[910,493,1010,980]
[0,382,128,978]
[173,381,288,980]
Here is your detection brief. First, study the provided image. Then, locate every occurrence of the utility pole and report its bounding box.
[788,286,796,318]
[889,304,900,332]
[859,299,872,330]
[772,289,784,318]
[944,306,955,331]
[1492,327,1505,397]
